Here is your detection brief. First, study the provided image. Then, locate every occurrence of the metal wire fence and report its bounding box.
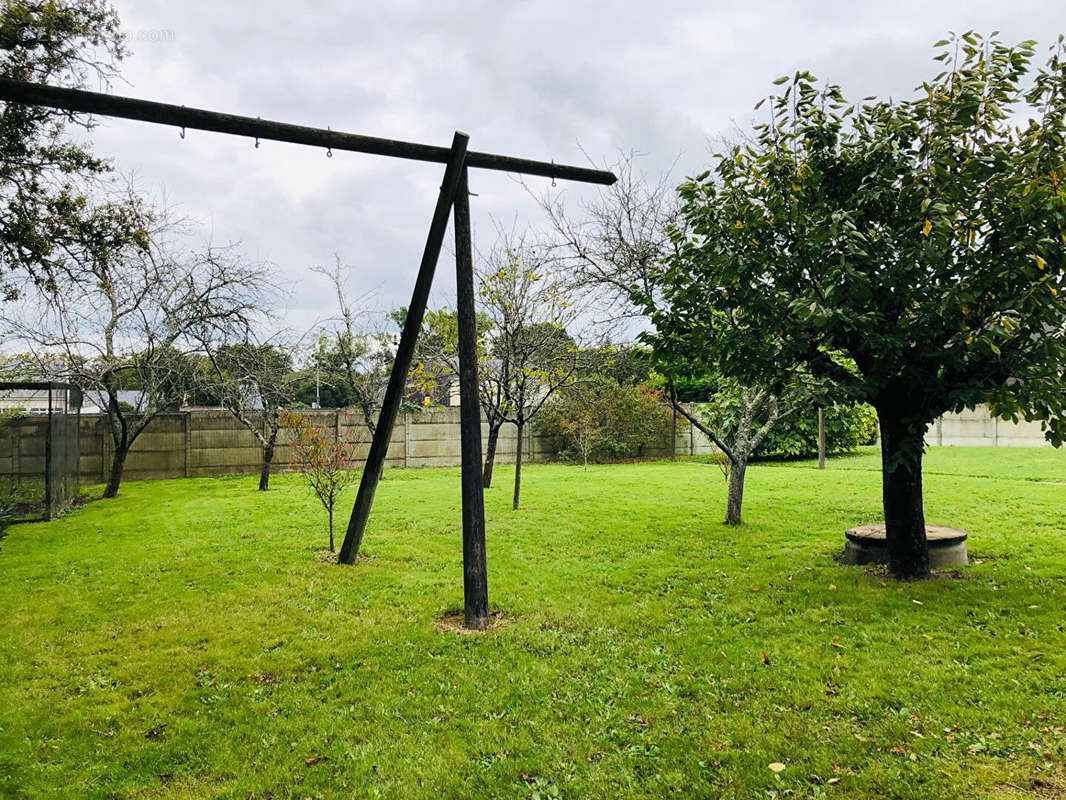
[0,383,82,522]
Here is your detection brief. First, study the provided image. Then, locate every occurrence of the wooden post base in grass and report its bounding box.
[843,524,968,569]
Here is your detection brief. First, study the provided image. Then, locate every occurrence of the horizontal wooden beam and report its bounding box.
[0,78,616,186]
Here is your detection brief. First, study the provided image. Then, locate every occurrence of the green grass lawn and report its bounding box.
[1,447,1064,799]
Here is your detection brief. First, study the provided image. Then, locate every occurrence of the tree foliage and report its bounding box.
[480,243,583,509]
[536,379,670,467]
[0,0,127,296]
[753,403,877,460]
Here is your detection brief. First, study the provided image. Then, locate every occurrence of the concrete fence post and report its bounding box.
[184,412,191,478]
[100,419,111,484]
[12,422,20,479]
[404,411,412,468]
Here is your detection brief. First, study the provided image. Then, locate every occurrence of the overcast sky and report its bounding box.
[92,1,1065,337]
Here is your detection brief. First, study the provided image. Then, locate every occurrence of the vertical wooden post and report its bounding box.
[453,166,490,629]
[817,407,826,470]
[338,132,470,565]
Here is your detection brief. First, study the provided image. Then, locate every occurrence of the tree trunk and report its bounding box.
[512,421,524,510]
[724,457,747,525]
[258,444,274,491]
[258,423,279,491]
[483,422,501,488]
[102,443,129,499]
[876,405,930,579]
[328,509,334,553]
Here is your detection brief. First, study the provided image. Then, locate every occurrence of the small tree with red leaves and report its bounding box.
[281,410,357,553]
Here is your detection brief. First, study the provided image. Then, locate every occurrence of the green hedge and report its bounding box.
[755,403,878,460]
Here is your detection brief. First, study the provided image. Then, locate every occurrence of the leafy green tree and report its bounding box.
[656,33,1066,577]
[669,374,804,525]
[575,344,656,387]
[0,0,127,296]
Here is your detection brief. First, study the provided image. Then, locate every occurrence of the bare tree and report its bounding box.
[2,189,265,497]
[310,257,393,434]
[538,153,799,523]
[538,152,682,324]
[199,336,297,491]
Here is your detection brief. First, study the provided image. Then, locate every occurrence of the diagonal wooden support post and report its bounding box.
[337,132,469,564]
[452,166,489,629]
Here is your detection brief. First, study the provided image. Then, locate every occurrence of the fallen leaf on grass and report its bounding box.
[305,756,328,766]
[768,762,786,773]
[762,650,771,665]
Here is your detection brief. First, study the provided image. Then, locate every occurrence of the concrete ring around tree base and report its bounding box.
[842,524,969,568]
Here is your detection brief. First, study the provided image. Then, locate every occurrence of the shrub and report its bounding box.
[536,380,671,466]
[754,403,878,460]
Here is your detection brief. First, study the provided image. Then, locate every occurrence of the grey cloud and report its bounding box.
[87,0,1064,338]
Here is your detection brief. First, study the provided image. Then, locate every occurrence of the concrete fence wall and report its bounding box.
[923,405,1053,448]
[1,407,719,485]
[2,403,1053,487]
